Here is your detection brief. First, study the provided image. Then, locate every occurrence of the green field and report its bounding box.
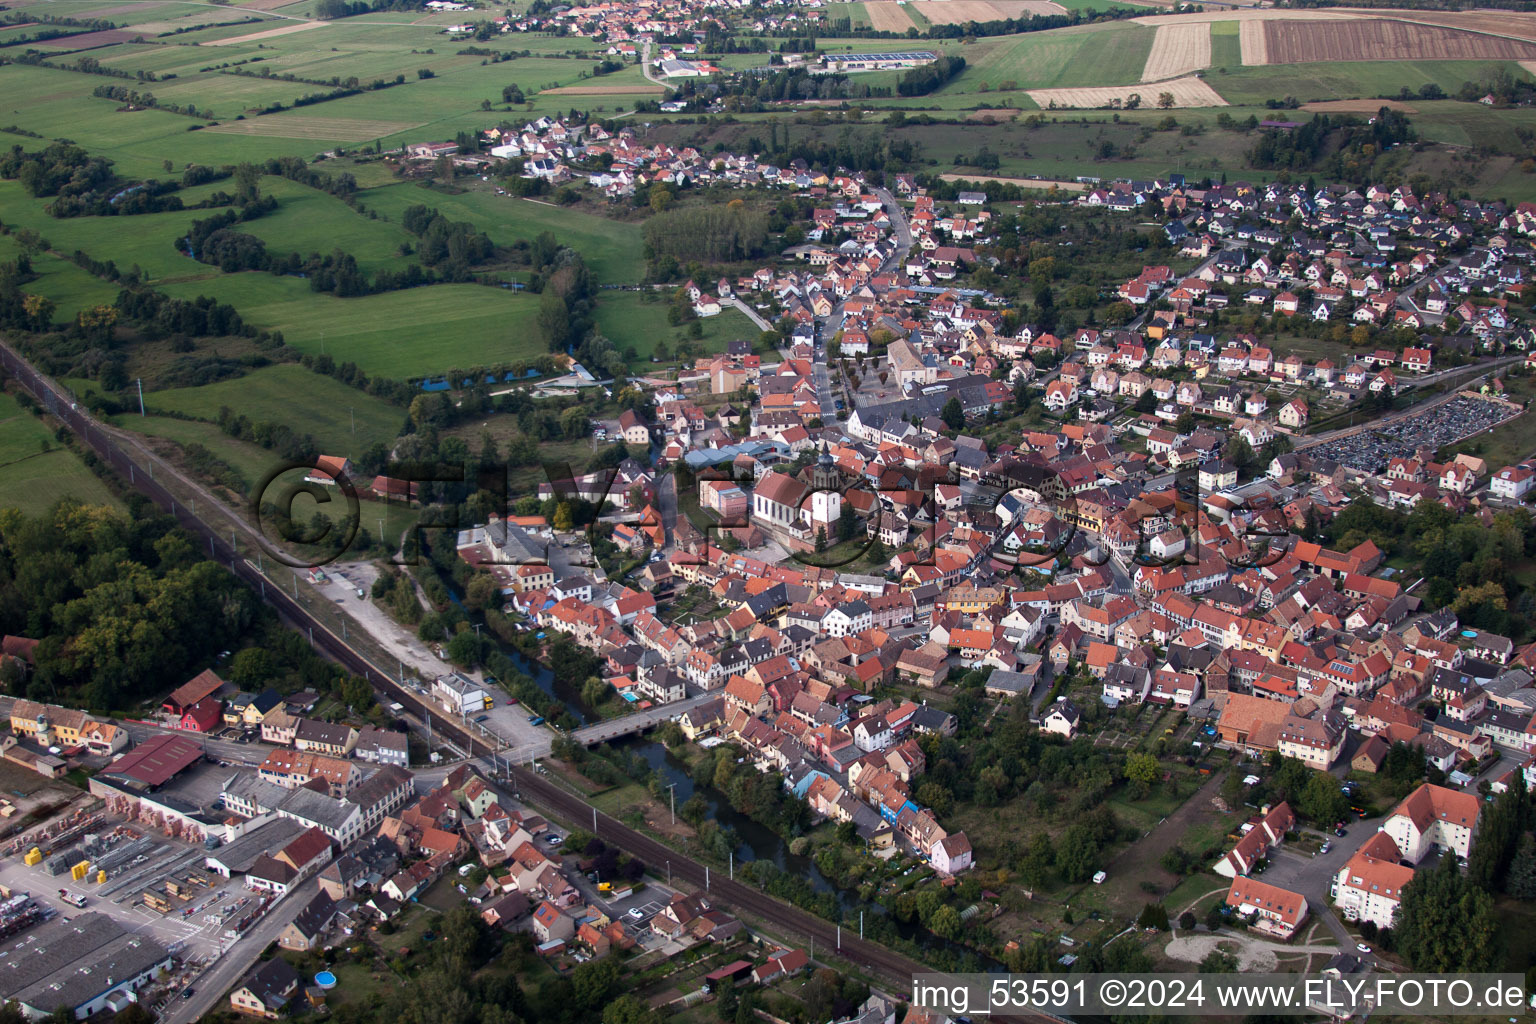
[958,22,1152,91]
[1210,59,1527,107]
[1210,20,1239,70]
[593,291,759,363]
[145,364,406,454]
[824,2,871,29]
[0,393,122,516]
[157,278,546,378]
[360,183,647,285]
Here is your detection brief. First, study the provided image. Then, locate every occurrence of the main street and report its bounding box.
[818,186,913,416]
[159,879,321,1024]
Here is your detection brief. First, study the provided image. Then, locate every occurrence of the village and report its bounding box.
[9,68,1536,1024]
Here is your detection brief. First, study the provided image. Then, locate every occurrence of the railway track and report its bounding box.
[0,339,1062,1015]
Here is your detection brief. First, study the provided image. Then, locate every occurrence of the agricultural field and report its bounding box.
[1209,19,1240,69]
[1141,22,1209,82]
[1259,19,1536,65]
[1029,74,1225,108]
[1208,59,1530,107]
[164,279,548,379]
[360,183,647,286]
[909,0,1067,26]
[959,21,1154,91]
[144,364,407,455]
[823,1,872,28]
[0,392,123,516]
[862,2,914,32]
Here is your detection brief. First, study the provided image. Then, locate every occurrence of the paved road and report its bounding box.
[1260,821,1380,968]
[640,42,666,86]
[159,878,320,1024]
[569,691,718,745]
[725,296,771,332]
[820,187,912,418]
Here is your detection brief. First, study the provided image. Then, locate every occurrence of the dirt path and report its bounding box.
[1165,932,1339,971]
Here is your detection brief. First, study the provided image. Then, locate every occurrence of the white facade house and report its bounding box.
[1381,783,1480,863]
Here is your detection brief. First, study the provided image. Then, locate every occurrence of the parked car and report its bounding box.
[627,908,644,921]
[1335,827,1348,837]
[546,835,563,846]
[1356,943,1372,954]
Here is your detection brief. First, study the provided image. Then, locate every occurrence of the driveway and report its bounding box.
[1255,819,1380,966]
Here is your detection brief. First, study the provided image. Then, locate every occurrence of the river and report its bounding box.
[466,588,996,967]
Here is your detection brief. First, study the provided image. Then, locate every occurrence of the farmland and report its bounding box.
[1142,23,1210,82]
[0,393,123,516]
[909,0,1067,26]
[1029,74,1226,109]
[1210,19,1240,69]
[961,21,1154,90]
[859,1,910,30]
[144,364,407,455]
[1260,18,1536,65]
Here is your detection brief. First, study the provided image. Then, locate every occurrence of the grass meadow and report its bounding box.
[144,363,407,453]
[0,393,122,515]
[360,182,647,284]
[593,291,759,363]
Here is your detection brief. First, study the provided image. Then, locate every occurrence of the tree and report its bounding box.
[1395,854,1502,972]
[446,629,482,668]
[1506,833,1536,899]
[1467,772,1529,891]
[1299,771,1350,826]
[571,957,620,1013]
[1123,751,1159,799]
[941,396,965,430]
[1158,91,1176,109]
[838,499,858,543]
[649,183,673,214]
[581,675,611,706]
[1199,948,1238,973]
[538,289,571,351]
[226,647,274,688]
[21,294,53,331]
[815,526,827,553]
[1136,902,1170,930]
[1224,434,1255,472]
[1021,832,1054,887]
[1055,822,1100,883]
[930,904,963,940]
[1174,411,1196,434]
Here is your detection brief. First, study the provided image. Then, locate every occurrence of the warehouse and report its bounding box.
[0,913,172,1020]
